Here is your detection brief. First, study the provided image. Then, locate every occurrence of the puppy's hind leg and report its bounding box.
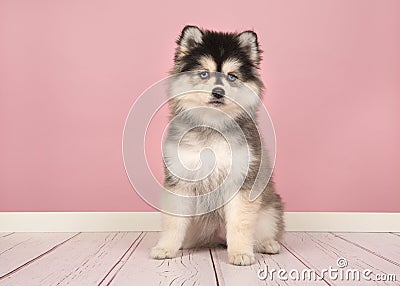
[254,205,284,254]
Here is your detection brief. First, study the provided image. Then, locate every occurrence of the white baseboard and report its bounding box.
[0,212,399,232]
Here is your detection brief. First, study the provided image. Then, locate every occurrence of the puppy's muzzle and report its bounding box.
[211,87,225,99]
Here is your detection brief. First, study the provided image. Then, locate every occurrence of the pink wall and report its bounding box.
[1,0,399,212]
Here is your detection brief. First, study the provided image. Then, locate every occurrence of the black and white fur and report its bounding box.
[151,26,284,266]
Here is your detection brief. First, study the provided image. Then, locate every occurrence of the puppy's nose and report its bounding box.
[211,87,225,99]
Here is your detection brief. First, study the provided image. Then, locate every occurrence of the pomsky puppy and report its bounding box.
[151,25,284,266]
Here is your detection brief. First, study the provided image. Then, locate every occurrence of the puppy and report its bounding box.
[151,26,284,266]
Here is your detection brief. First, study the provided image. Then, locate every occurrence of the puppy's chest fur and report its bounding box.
[179,129,232,172]
[164,126,251,192]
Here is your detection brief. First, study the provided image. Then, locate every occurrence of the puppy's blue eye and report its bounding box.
[227,74,237,82]
[199,71,209,79]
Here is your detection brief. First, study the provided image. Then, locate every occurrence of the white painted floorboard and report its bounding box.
[282,232,399,285]
[105,232,217,285]
[334,233,400,266]
[212,243,328,285]
[0,232,77,277]
[0,232,398,285]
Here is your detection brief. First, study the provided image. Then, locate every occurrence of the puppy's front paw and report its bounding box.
[228,252,255,266]
[150,247,178,259]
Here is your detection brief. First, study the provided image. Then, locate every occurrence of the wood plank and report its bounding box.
[97,232,146,285]
[0,233,13,239]
[212,244,329,285]
[334,233,400,266]
[0,232,77,277]
[0,233,34,254]
[104,232,218,286]
[283,232,399,285]
[0,232,141,286]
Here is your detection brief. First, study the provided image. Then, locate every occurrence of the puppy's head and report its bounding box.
[168,26,264,126]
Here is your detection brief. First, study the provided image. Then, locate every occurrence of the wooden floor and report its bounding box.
[0,232,398,285]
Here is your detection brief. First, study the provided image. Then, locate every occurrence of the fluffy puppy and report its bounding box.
[151,25,284,266]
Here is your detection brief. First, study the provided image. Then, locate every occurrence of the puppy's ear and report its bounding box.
[237,31,261,63]
[177,25,203,53]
